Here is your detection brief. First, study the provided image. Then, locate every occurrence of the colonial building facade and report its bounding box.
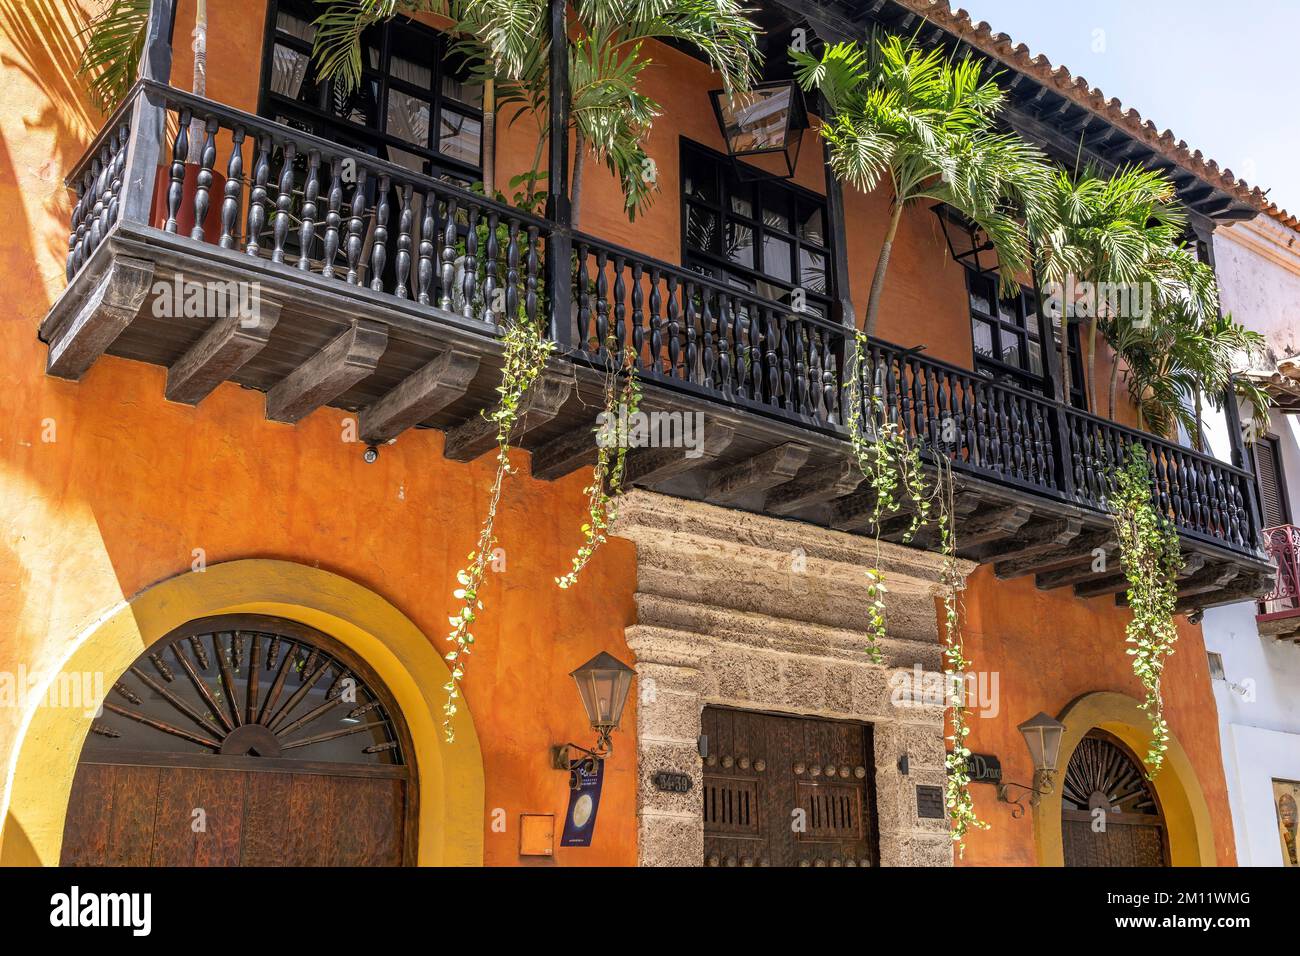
[0,0,1284,867]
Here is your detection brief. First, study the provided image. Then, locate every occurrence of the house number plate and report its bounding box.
[653,771,694,793]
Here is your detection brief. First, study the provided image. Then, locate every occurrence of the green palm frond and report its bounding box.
[77,0,152,112]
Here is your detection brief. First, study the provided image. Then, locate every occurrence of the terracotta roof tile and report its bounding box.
[890,0,1298,228]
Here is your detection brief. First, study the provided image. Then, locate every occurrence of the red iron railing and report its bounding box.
[1260,524,1300,617]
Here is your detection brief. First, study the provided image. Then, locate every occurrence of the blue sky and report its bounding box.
[959,0,1300,215]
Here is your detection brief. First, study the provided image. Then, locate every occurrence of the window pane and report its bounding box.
[685,204,719,254]
[798,202,825,246]
[387,89,431,148]
[683,152,719,204]
[1001,333,1022,368]
[275,11,315,42]
[1027,338,1043,377]
[968,275,994,315]
[333,79,380,126]
[762,234,792,283]
[725,221,754,268]
[270,43,311,101]
[972,319,995,357]
[729,183,754,218]
[439,110,481,165]
[391,55,432,89]
[997,296,1019,325]
[799,248,827,293]
[442,73,483,108]
[761,186,792,232]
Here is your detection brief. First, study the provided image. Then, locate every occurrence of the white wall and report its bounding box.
[1202,214,1300,866]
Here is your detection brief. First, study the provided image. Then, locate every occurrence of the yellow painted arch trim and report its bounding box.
[1032,691,1217,867]
[0,560,484,866]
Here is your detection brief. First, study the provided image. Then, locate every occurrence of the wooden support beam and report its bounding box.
[531,423,600,481]
[707,442,811,503]
[1175,570,1271,615]
[443,365,575,462]
[359,348,480,445]
[1120,559,1236,607]
[953,505,1032,550]
[766,459,862,515]
[966,517,1082,565]
[46,255,154,379]
[624,423,735,486]
[164,301,281,405]
[1035,556,1116,591]
[828,487,882,532]
[995,527,1115,580]
[265,320,388,423]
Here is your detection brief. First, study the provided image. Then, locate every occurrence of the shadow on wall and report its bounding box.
[0,0,100,271]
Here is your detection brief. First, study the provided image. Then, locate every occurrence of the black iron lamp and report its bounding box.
[933,203,1000,276]
[997,711,1066,817]
[709,81,808,181]
[551,652,635,771]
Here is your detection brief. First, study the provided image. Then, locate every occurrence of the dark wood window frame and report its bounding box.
[257,0,483,183]
[1254,433,1292,528]
[680,139,835,319]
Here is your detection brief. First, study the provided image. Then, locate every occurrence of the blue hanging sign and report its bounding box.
[560,757,604,847]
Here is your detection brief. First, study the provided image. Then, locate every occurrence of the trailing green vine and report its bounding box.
[557,346,642,589]
[1109,444,1183,776]
[442,314,554,742]
[849,336,986,854]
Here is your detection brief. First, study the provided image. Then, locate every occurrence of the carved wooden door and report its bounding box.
[60,615,414,866]
[702,707,876,867]
[1061,732,1168,867]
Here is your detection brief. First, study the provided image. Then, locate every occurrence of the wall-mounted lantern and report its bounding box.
[551,652,635,774]
[709,81,808,181]
[996,711,1066,817]
[933,203,1000,277]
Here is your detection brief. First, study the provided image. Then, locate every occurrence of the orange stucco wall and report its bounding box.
[954,567,1237,866]
[0,0,1233,867]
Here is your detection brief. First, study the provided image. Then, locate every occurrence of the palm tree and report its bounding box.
[1033,164,1185,413]
[77,0,153,111]
[793,32,1059,338]
[312,0,760,225]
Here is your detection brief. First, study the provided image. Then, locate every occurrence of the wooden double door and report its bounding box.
[702,707,877,868]
[60,615,414,867]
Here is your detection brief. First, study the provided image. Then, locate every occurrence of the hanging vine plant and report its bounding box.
[442,314,554,742]
[557,345,642,590]
[1109,444,1183,776]
[849,340,986,853]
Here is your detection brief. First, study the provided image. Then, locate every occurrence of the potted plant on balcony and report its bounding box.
[78,0,224,242]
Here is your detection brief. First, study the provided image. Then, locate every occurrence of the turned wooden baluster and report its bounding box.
[320,158,343,277]
[369,174,390,291]
[105,123,128,231]
[807,326,823,420]
[650,271,665,373]
[593,249,609,351]
[667,280,682,377]
[631,261,644,363]
[575,243,591,346]
[74,168,96,273]
[164,108,191,234]
[394,183,413,297]
[732,297,748,400]
[270,142,296,264]
[779,317,794,411]
[66,179,86,280]
[190,117,218,241]
[504,218,520,324]
[85,153,105,258]
[716,294,732,396]
[764,310,779,407]
[345,166,368,285]
[701,287,716,389]
[612,255,626,353]
[481,209,499,322]
[824,343,839,424]
[461,204,478,318]
[295,149,320,269]
[245,135,271,256]
[440,197,457,310]
[92,138,116,255]
[219,128,245,250]
[417,189,436,304]
[525,224,539,325]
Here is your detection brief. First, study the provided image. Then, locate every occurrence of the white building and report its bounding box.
[1201,210,1300,866]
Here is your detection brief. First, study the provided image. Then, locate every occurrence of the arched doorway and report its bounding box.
[1061,731,1167,867]
[60,614,416,866]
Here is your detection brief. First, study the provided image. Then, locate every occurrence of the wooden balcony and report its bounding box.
[1259,525,1300,641]
[41,82,1274,612]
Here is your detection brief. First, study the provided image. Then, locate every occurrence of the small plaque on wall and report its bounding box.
[916,784,945,820]
[653,771,693,793]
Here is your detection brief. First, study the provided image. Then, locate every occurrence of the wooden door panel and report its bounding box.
[150,766,245,866]
[703,707,875,868]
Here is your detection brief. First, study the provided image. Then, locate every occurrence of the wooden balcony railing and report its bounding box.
[1260,525,1300,617]
[53,81,1265,562]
